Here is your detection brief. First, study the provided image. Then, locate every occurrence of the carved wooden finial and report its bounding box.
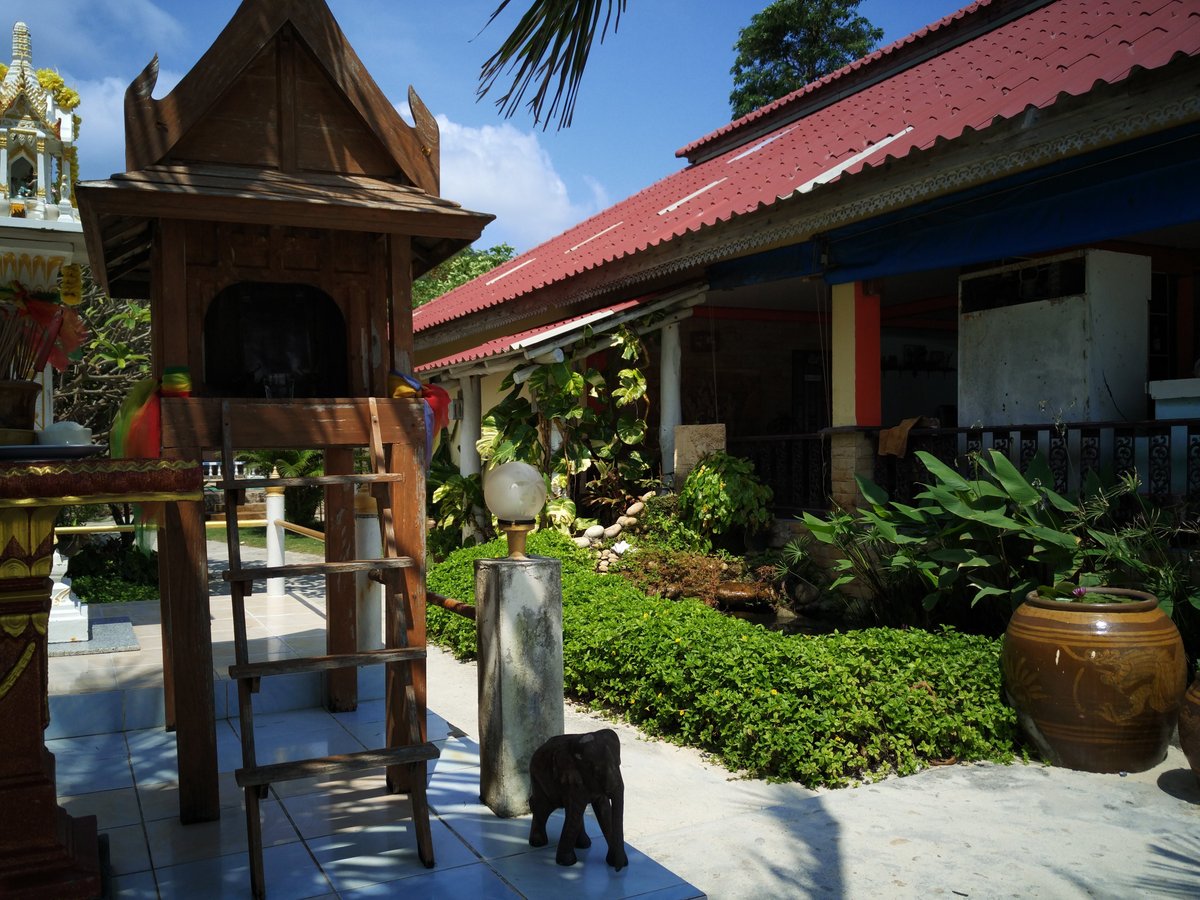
[407,85,439,161]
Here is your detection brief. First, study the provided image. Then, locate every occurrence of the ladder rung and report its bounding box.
[223,558,414,581]
[235,744,440,788]
[219,473,405,490]
[230,647,425,680]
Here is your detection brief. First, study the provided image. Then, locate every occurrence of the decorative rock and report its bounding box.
[572,537,592,549]
[603,523,623,539]
[583,524,605,540]
[617,516,637,528]
[625,501,645,517]
[639,491,655,502]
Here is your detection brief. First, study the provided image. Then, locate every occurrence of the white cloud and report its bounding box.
[435,115,604,253]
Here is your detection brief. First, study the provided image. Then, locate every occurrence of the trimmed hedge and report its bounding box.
[426,531,1017,787]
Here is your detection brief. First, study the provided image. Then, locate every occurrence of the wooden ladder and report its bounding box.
[218,398,437,899]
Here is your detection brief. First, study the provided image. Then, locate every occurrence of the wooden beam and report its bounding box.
[161,397,425,451]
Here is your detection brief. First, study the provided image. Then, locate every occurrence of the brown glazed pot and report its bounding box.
[1001,588,1187,773]
[1178,675,1200,784]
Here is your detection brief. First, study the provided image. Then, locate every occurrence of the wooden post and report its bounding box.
[161,497,220,823]
[386,432,427,792]
[324,447,357,710]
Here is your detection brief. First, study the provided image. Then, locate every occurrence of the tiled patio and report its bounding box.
[47,545,702,899]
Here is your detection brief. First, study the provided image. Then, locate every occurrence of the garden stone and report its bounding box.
[639,491,655,502]
[617,515,637,528]
[573,537,592,549]
[584,524,605,540]
[625,501,645,517]
[603,523,623,539]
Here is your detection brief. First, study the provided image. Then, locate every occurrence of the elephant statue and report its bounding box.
[528,728,628,870]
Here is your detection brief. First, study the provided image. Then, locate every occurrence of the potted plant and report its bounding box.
[0,276,86,442]
[1002,580,1188,774]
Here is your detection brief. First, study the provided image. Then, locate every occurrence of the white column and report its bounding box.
[459,375,482,477]
[354,487,383,650]
[459,375,486,538]
[658,321,682,487]
[265,476,286,599]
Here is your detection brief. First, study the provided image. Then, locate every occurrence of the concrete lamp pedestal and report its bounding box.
[475,554,564,817]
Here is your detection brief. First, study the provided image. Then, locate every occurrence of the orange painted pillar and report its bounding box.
[829,281,881,509]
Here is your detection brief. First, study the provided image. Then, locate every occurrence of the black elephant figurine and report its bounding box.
[528,728,628,870]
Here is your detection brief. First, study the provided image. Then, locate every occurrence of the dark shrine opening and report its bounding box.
[204,281,348,398]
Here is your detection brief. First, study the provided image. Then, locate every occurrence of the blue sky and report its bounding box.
[11,0,964,252]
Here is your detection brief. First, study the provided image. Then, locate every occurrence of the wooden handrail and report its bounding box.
[428,592,475,620]
[275,519,326,542]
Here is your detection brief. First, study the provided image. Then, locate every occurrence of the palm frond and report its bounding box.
[477,0,626,130]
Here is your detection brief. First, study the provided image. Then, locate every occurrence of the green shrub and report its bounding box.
[634,493,710,553]
[66,537,158,584]
[70,575,159,604]
[678,451,773,540]
[425,528,1017,787]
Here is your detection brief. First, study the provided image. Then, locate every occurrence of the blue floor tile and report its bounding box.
[307,819,478,893]
[154,841,334,899]
[340,860,522,898]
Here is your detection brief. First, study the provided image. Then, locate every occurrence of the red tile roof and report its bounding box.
[416,298,642,373]
[415,0,1200,334]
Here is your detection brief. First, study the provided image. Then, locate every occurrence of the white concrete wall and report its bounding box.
[958,250,1150,426]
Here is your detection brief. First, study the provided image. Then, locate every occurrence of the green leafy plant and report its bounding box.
[425,530,1017,787]
[65,536,159,604]
[476,323,654,528]
[632,493,710,554]
[677,451,773,540]
[802,450,1200,636]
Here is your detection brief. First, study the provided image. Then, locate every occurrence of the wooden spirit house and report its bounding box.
[76,1,491,892]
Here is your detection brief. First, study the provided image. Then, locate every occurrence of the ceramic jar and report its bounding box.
[1001,589,1187,773]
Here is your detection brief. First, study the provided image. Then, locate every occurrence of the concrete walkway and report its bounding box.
[49,539,1200,897]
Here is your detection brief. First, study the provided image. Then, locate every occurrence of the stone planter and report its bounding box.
[1001,588,1187,773]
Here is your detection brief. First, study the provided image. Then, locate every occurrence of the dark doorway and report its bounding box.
[204,282,348,397]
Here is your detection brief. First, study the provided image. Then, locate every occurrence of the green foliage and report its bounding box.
[632,493,710,554]
[413,244,516,306]
[802,451,1200,637]
[677,451,773,539]
[70,575,159,604]
[477,324,653,526]
[729,0,884,118]
[54,269,152,440]
[425,530,1017,786]
[65,537,159,603]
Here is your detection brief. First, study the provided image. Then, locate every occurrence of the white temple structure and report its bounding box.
[0,22,88,643]
[0,21,86,428]
[1,21,79,220]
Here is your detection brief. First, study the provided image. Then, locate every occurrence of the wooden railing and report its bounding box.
[731,417,1200,514]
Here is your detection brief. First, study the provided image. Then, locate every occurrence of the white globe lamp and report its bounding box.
[484,461,546,558]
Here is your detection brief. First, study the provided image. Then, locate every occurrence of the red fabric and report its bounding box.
[421,382,451,437]
[124,392,162,459]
